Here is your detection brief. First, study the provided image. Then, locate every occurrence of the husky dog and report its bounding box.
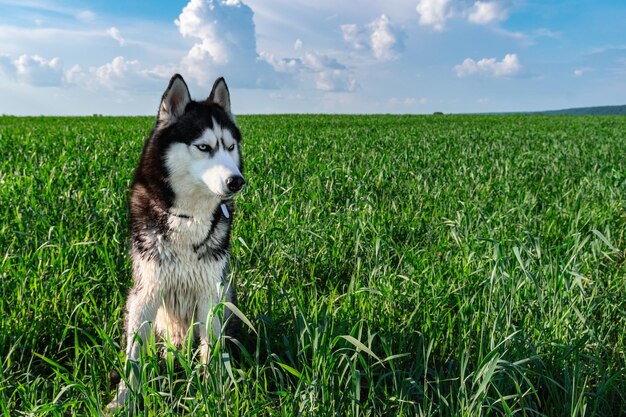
[107,74,244,412]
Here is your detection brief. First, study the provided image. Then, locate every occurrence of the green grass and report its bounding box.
[1,114,625,416]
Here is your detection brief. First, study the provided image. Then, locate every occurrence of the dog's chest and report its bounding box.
[135,211,229,292]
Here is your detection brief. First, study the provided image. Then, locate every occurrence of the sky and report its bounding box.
[0,0,625,115]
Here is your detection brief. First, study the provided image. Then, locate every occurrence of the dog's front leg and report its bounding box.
[107,289,160,413]
[195,296,221,365]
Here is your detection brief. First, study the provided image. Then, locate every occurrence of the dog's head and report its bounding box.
[153,74,244,200]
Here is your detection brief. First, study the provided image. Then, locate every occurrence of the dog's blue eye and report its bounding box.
[196,144,211,152]
[227,144,235,151]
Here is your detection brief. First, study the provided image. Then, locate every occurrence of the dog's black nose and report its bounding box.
[226,175,245,193]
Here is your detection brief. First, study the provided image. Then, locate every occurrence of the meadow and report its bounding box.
[0,114,625,416]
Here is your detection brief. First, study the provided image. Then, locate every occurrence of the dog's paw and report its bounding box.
[105,388,129,415]
[104,401,121,415]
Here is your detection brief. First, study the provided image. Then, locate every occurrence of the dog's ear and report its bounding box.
[158,74,191,125]
[208,77,233,120]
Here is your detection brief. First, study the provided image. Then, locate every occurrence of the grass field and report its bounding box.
[1,114,625,416]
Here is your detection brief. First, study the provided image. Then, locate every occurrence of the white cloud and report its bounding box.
[342,24,366,50]
[294,38,303,50]
[341,14,404,61]
[0,53,169,92]
[262,50,357,92]
[369,15,404,61]
[301,52,346,71]
[176,0,240,65]
[534,28,560,39]
[573,67,591,77]
[416,0,510,30]
[0,54,65,87]
[64,64,86,85]
[107,27,126,46]
[76,10,96,22]
[259,52,302,74]
[83,56,172,91]
[495,27,528,42]
[415,0,453,31]
[468,1,508,25]
[315,69,357,92]
[175,0,278,88]
[454,53,522,78]
[93,56,142,88]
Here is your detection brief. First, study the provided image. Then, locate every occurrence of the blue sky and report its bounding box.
[0,0,625,115]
